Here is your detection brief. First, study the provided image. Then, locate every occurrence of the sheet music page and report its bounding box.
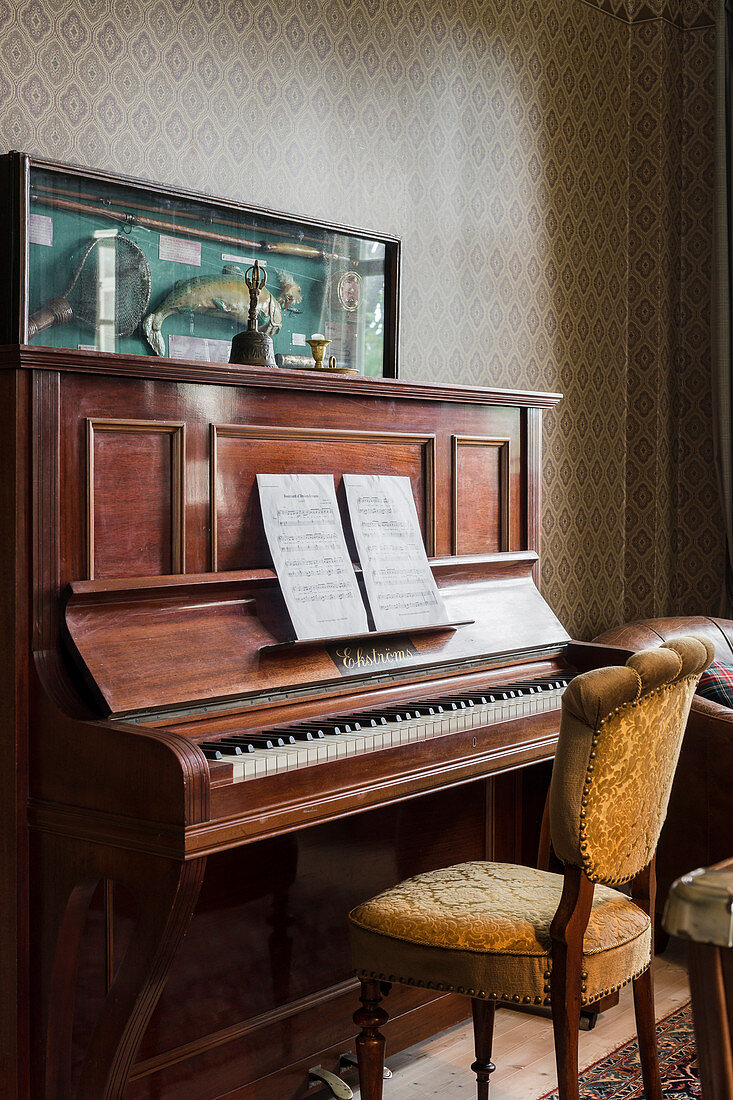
[257,473,368,641]
[343,474,449,632]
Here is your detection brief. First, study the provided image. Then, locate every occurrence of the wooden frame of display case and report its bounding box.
[0,151,401,378]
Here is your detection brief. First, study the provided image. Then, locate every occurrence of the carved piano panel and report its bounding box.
[85,418,185,579]
[211,424,437,569]
[0,346,618,1099]
[452,434,513,554]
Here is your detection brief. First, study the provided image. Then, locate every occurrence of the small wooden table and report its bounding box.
[663,858,733,1100]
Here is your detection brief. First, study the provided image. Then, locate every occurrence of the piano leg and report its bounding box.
[42,876,100,1100]
[34,832,206,1100]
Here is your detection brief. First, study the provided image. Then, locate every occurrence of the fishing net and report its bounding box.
[67,235,151,334]
[28,235,151,339]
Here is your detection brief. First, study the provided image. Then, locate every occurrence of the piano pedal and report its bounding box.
[339,1050,393,1080]
[307,1065,354,1098]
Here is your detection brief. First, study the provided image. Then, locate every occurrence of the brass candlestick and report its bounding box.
[229,260,276,368]
[306,336,359,374]
[306,336,329,369]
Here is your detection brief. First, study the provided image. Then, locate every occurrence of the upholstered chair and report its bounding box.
[593,615,733,942]
[349,636,713,1100]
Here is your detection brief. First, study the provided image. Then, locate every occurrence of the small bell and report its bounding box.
[229,261,277,368]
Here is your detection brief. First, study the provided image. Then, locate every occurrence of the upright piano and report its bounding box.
[0,345,618,1099]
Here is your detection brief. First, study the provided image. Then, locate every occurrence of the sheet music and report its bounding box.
[343,474,449,632]
[257,473,368,641]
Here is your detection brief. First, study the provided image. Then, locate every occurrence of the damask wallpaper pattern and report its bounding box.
[0,0,723,637]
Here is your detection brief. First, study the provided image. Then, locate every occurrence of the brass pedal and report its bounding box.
[307,1065,354,1098]
[339,1050,393,1080]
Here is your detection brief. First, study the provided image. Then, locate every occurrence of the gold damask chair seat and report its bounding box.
[349,636,714,1100]
[350,861,651,1007]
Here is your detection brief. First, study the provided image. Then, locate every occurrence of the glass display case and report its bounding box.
[0,152,400,376]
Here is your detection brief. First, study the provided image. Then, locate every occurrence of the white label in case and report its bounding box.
[29,213,53,246]
[292,333,306,347]
[159,235,201,266]
[77,344,97,352]
[221,252,266,267]
[168,334,232,363]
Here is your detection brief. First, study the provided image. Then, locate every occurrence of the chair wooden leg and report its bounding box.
[550,864,595,1100]
[354,979,389,1100]
[630,859,663,1100]
[471,998,496,1100]
[632,966,663,1100]
[551,961,582,1100]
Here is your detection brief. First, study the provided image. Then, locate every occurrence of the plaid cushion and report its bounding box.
[696,660,733,708]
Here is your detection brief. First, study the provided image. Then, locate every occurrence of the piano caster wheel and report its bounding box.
[339,1050,393,1080]
[308,1065,354,1098]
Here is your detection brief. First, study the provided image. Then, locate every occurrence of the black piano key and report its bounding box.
[216,739,254,756]
[200,746,223,760]
[269,726,323,741]
[199,740,253,755]
[209,735,277,750]
[339,714,388,727]
[299,721,358,735]
[357,709,408,722]
[482,685,533,696]
[514,677,571,690]
[236,733,296,747]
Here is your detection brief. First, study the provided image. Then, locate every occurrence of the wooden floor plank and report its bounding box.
[353,942,689,1099]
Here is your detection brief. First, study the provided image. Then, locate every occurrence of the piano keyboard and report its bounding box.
[200,678,572,781]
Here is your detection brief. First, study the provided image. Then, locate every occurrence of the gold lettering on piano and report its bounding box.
[327,635,419,676]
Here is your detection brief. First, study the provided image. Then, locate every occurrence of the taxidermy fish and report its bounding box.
[142,265,282,356]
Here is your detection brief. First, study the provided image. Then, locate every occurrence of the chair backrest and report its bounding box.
[549,635,714,885]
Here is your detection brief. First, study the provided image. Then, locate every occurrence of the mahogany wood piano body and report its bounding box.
[0,345,618,1099]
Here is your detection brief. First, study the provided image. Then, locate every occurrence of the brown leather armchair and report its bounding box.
[594,616,733,933]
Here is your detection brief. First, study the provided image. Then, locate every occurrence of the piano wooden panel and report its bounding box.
[0,345,626,1099]
[452,435,512,555]
[211,424,436,570]
[85,418,185,579]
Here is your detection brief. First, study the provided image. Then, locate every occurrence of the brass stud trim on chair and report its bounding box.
[580,673,700,886]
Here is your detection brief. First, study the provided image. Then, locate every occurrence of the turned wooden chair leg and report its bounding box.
[632,966,663,1100]
[551,962,582,1100]
[630,860,663,1100]
[550,865,595,1100]
[354,979,390,1100]
[471,997,496,1100]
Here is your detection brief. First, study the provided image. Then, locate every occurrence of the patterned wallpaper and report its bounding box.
[0,0,723,638]
[676,23,721,613]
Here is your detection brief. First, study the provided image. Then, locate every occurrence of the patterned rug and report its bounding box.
[538,1001,699,1098]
